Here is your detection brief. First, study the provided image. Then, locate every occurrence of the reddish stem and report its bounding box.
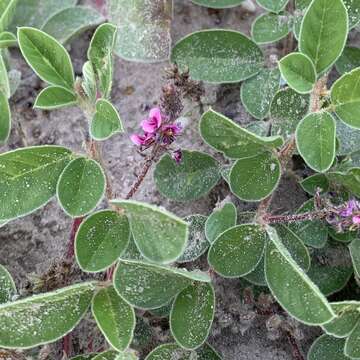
[66,217,84,259]
[62,333,72,358]
[287,333,305,360]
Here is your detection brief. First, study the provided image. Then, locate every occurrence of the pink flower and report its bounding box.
[141,107,162,133]
[172,149,183,164]
[353,215,360,224]
[130,133,154,146]
[161,123,182,144]
[340,199,359,217]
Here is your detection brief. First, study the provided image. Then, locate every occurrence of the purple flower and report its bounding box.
[141,107,162,133]
[130,132,154,146]
[161,123,182,144]
[353,215,360,224]
[340,199,359,217]
[172,149,183,164]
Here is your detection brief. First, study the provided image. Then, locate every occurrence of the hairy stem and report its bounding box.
[264,209,328,225]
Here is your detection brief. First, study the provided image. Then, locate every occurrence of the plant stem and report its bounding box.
[264,209,328,225]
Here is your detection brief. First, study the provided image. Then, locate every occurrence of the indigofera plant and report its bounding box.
[3,0,360,359]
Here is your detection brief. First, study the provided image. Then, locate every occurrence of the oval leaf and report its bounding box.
[299,0,348,75]
[170,282,215,350]
[0,282,95,349]
[34,86,77,110]
[57,157,105,217]
[345,320,360,358]
[171,30,264,83]
[265,226,334,325]
[0,264,16,304]
[114,260,210,310]
[0,146,72,221]
[240,68,280,119]
[251,13,291,44]
[75,210,130,273]
[200,109,283,159]
[300,174,329,195]
[208,224,267,278]
[0,90,10,144]
[205,202,237,243]
[230,152,281,201]
[17,27,74,89]
[111,200,188,264]
[91,99,123,141]
[145,344,192,360]
[331,67,360,129]
[177,215,209,263]
[0,31,17,48]
[308,335,348,360]
[92,286,135,352]
[154,150,220,202]
[279,52,316,94]
[296,111,336,172]
[41,6,104,44]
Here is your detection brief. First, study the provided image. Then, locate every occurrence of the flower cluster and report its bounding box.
[130,107,183,163]
[326,199,360,232]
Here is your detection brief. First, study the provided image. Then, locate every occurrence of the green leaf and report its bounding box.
[230,152,281,201]
[154,150,220,202]
[323,302,360,338]
[331,68,360,129]
[293,0,311,39]
[34,86,77,110]
[336,46,360,75]
[296,111,336,172]
[82,61,97,103]
[115,351,138,360]
[270,88,310,140]
[289,199,328,248]
[208,224,267,278]
[9,0,77,31]
[75,210,130,273]
[345,320,360,358]
[0,264,16,304]
[71,354,99,360]
[91,99,124,141]
[0,0,18,33]
[177,215,209,263]
[145,344,192,360]
[308,335,347,360]
[170,283,215,350]
[0,282,95,349]
[336,116,360,155]
[108,0,172,63]
[191,0,244,7]
[243,257,266,286]
[93,351,119,360]
[196,343,222,360]
[256,0,289,12]
[344,0,360,29]
[57,157,106,218]
[113,260,210,310]
[17,27,74,89]
[265,226,334,325]
[299,0,348,75]
[92,286,135,352]
[171,30,264,84]
[0,53,10,98]
[308,263,352,296]
[328,168,360,197]
[328,227,357,243]
[149,302,172,318]
[88,23,117,99]
[251,13,291,44]
[0,31,17,48]
[349,238,360,277]
[279,52,316,94]
[110,200,188,264]
[41,6,104,44]
[205,202,237,243]
[0,90,10,144]
[120,237,143,261]
[200,109,283,159]
[8,69,21,97]
[0,145,72,221]
[240,68,280,119]
[300,174,329,195]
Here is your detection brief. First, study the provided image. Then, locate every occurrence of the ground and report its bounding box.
[0,0,333,358]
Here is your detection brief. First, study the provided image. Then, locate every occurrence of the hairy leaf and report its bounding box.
[114,260,210,310]
[308,335,347,360]
[111,200,188,264]
[300,174,329,195]
[171,30,264,83]
[336,46,360,75]
[256,0,289,12]
[328,168,360,197]
[154,150,220,202]
[34,86,77,110]
[0,282,95,348]
[230,152,281,201]
[0,31,17,48]
[0,264,16,304]
[0,0,18,33]
[0,90,10,144]
[345,320,360,358]
[75,210,130,273]
[145,344,192,359]
[349,238,360,277]
[92,286,135,352]
[18,27,74,89]
[57,157,106,217]
[0,53,10,98]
